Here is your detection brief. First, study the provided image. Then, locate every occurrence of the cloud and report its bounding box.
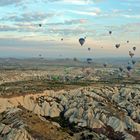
[68,10,97,16]
[104,22,140,36]
[0,0,104,9]
[0,18,88,34]
[0,37,59,47]
[120,22,140,33]
[1,12,56,22]
[45,19,88,26]
[0,25,18,32]
[95,11,140,19]
[122,14,140,19]
[67,8,101,16]
[121,0,140,2]
[43,0,103,5]
[0,0,24,6]
[120,0,140,7]
[112,9,132,14]
[0,20,87,38]
[43,27,96,37]
[0,23,39,33]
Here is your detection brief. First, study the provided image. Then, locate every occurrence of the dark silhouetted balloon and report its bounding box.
[88,48,91,51]
[133,47,136,51]
[127,65,133,71]
[79,38,85,46]
[109,31,112,35]
[132,60,136,65]
[39,54,43,59]
[87,58,92,64]
[115,44,120,48]
[129,51,134,58]
[103,63,107,68]
[39,24,42,27]
[73,57,78,62]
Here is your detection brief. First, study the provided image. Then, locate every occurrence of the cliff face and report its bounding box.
[0,86,140,140]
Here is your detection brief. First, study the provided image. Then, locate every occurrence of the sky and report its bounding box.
[0,0,140,58]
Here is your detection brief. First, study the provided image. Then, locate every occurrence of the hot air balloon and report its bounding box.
[61,38,63,41]
[79,38,85,46]
[39,54,43,59]
[132,60,136,65]
[73,57,78,62]
[87,58,92,64]
[133,47,136,51]
[88,48,91,51]
[103,63,107,68]
[127,65,133,71]
[129,51,134,58]
[127,40,129,43]
[115,44,120,48]
[39,24,42,27]
[109,31,112,35]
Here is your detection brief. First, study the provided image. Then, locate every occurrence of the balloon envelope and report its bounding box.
[127,65,133,71]
[79,38,85,46]
[132,60,136,65]
[115,44,120,48]
[88,48,91,51]
[87,58,92,64]
[133,47,136,51]
[129,51,134,58]
[109,31,112,35]
[103,63,107,67]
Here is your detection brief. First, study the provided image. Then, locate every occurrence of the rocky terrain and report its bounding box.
[0,85,140,140]
[0,59,140,140]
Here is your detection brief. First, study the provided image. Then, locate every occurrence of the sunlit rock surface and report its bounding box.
[0,85,140,139]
